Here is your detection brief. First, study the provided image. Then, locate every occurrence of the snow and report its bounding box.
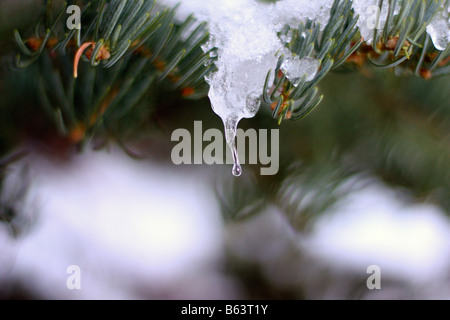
[1,152,449,298]
[160,0,450,114]
[306,180,450,285]
[0,150,225,299]
[270,0,334,31]
[158,0,450,176]
[165,0,283,175]
[1,0,450,299]
[158,0,336,175]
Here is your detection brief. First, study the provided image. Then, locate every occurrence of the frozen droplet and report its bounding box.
[232,163,242,177]
[281,55,320,86]
[223,115,242,177]
[427,9,450,51]
[201,38,216,53]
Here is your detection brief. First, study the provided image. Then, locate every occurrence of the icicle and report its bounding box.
[352,0,391,45]
[200,0,281,176]
[427,8,450,51]
[159,0,336,175]
[223,116,242,177]
[208,76,264,176]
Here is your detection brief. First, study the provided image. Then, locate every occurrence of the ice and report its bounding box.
[352,0,390,44]
[156,0,338,175]
[280,29,293,44]
[353,1,449,48]
[207,54,278,176]
[427,6,450,51]
[281,55,320,86]
[157,0,450,176]
[160,1,450,175]
[201,38,215,53]
[169,0,281,176]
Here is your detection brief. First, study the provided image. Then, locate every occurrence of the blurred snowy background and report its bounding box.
[1,148,449,299]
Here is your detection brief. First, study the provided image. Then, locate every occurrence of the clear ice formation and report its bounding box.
[158,0,449,175]
[199,0,336,176]
[270,0,334,31]
[427,6,450,51]
[281,55,320,86]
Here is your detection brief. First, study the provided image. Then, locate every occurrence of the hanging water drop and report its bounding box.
[230,141,242,177]
[207,58,272,176]
[280,29,293,44]
[232,163,242,177]
[201,1,280,176]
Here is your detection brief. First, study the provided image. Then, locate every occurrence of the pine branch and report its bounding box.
[2,0,449,233]
[13,0,213,145]
[265,0,449,123]
[12,0,449,135]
